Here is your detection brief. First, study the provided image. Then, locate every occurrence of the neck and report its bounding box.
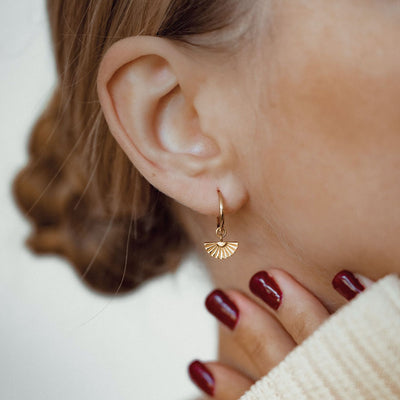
[175,200,399,375]
[198,226,345,313]
[175,200,348,310]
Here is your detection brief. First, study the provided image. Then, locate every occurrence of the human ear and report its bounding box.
[97,36,247,215]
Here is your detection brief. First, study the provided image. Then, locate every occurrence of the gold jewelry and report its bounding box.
[204,190,238,260]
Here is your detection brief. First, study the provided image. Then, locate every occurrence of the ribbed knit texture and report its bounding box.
[240,274,400,400]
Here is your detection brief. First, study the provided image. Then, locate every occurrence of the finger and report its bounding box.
[188,359,254,400]
[332,270,372,301]
[249,269,330,344]
[205,289,296,378]
[354,273,374,289]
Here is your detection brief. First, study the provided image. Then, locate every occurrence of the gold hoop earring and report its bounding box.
[204,190,238,260]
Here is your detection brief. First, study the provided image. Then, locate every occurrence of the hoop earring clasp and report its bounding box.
[216,190,226,241]
[204,189,238,260]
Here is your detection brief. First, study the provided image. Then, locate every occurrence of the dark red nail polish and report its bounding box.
[332,270,365,300]
[205,289,239,330]
[188,360,215,396]
[249,271,282,310]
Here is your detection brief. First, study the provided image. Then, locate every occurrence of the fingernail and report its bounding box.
[205,289,239,330]
[188,360,215,396]
[332,270,365,300]
[249,271,282,310]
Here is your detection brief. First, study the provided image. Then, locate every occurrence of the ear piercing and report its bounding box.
[204,190,238,260]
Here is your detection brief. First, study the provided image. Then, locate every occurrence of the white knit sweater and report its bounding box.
[240,274,400,400]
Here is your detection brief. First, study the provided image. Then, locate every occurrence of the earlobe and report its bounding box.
[97,36,248,215]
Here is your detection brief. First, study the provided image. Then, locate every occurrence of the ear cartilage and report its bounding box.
[203,190,238,260]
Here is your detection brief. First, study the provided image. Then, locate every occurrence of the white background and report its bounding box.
[0,1,217,399]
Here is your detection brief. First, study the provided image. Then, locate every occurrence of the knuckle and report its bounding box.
[246,335,267,360]
[290,311,311,343]
[233,327,271,371]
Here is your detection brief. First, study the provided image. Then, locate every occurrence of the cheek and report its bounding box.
[248,0,400,270]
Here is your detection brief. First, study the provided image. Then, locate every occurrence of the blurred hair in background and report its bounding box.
[0,1,215,399]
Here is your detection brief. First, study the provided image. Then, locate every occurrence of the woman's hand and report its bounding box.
[188,269,372,399]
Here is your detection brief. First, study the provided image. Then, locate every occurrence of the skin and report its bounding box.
[197,270,373,399]
[97,0,400,398]
[176,1,400,390]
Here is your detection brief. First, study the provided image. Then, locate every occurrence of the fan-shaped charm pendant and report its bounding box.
[204,190,238,260]
[204,241,238,260]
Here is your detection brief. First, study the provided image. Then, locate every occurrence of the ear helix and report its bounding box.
[204,190,238,260]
